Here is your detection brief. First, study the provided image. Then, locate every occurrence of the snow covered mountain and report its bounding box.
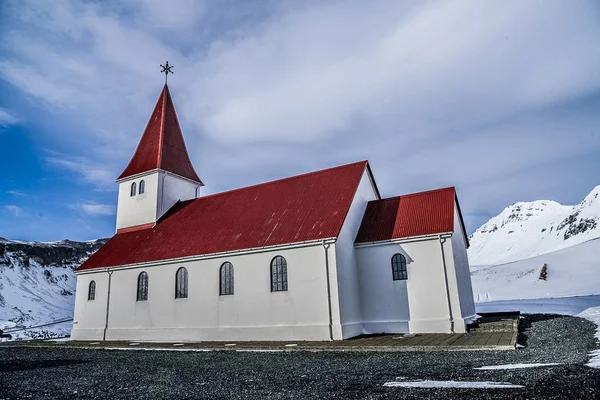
[468,185,600,266]
[0,238,105,339]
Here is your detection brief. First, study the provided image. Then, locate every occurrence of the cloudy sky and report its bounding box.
[0,0,599,242]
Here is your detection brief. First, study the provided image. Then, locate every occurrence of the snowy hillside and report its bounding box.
[0,238,105,339]
[469,185,600,265]
[471,238,600,302]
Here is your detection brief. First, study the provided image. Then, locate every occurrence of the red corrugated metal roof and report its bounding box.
[355,187,469,246]
[117,84,202,183]
[79,161,370,271]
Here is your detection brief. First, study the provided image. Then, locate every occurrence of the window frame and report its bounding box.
[270,256,288,292]
[130,182,137,197]
[88,280,96,301]
[219,262,234,296]
[137,271,149,301]
[391,253,408,281]
[175,267,188,299]
[139,179,145,195]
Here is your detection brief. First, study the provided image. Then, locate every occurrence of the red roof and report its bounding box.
[79,161,371,271]
[117,85,202,183]
[355,187,469,247]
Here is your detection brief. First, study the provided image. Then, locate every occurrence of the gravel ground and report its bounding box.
[1,314,599,399]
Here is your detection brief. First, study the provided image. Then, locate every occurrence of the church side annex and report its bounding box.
[71,82,475,342]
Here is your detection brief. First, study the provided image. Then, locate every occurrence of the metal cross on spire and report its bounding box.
[160,61,174,84]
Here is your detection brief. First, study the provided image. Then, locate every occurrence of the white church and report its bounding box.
[72,84,476,342]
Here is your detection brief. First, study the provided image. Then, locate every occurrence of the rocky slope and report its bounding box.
[0,238,105,339]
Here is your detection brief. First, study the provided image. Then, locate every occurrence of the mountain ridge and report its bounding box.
[468,185,600,265]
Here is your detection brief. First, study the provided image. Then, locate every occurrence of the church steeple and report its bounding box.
[117,84,202,184]
[115,82,203,233]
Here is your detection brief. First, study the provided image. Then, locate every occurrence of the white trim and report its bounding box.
[77,237,337,275]
[116,169,204,186]
[354,232,453,248]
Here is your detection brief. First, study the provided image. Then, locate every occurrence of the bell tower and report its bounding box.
[115,83,203,232]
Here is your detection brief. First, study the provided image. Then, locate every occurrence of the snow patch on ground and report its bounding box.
[383,380,524,389]
[474,363,561,370]
[577,306,600,369]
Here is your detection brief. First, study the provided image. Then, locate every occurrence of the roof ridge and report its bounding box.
[377,186,455,202]
[156,84,167,169]
[189,160,368,203]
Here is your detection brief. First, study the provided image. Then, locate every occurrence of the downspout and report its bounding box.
[438,235,455,333]
[322,240,334,341]
[103,269,113,341]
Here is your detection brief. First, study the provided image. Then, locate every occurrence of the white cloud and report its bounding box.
[0,0,599,234]
[4,205,24,217]
[6,190,31,197]
[71,202,116,216]
[0,108,19,127]
[45,155,115,189]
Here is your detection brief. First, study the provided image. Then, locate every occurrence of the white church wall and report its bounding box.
[356,244,410,334]
[157,172,200,220]
[333,169,379,339]
[450,203,476,319]
[71,272,110,340]
[356,237,463,334]
[116,173,159,231]
[73,243,334,342]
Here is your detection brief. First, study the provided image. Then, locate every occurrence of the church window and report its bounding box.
[139,180,145,194]
[391,254,407,280]
[219,262,234,295]
[88,280,96,301]
[137,271,149,301]
[130,182,137,197]
[271,256,288,292]
[175,267,188,299]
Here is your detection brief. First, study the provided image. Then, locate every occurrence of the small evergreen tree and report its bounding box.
[539,264,548,281]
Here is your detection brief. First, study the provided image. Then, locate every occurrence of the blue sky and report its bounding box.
[1,0,599,242]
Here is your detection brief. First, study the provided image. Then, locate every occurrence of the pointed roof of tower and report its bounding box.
[117,84,202,184]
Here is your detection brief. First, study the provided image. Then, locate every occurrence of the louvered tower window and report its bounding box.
[130,182,137,197]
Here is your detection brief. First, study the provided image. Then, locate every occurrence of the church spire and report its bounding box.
[117,84,202,184]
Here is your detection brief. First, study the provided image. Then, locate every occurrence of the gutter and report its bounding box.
[103,269,113,341]
[354,232,453,248]
[438,235,455,333]
[322,240,335,341]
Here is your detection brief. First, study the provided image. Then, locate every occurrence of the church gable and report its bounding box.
[79,161,370,271]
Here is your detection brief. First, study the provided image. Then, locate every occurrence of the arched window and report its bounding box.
[391,254,407,280]
[139,180,145,194]
[130,182,137,197]
[88,280,96,301]
[175,267,188,299]
[271,256,288,292]
[220,262,234,295]
[137,271,148,301]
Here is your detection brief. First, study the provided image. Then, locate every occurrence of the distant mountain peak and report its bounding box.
[468,185,600,265]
